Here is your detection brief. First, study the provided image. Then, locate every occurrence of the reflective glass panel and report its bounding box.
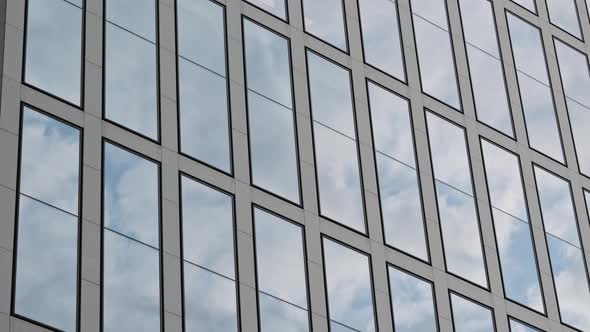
[103,143,160,248]
[308,51,365,233]
[546,0,582,38]
[254,208,309,331]
[323,237,376,332]
[534,166,590,331]
[358,0,405,80]
[14,108,81,332]
[302,0,347,51]
[427,112,488,287]
[245,0,287,19]
[388,267,437,332]
[509,319,541,332]
[507,13,564,162]
[368,82,428,260]
[481,140,544,312]
[450,294,495,332]
[459,0,513,136]
[554,39,590,176]
[177,0,231,172]
[106,0,156,41]
[411,0,461,110]
[244,19,300,203]
[24,0,82,105]
[511,0,536,13]
[103,230,161,332]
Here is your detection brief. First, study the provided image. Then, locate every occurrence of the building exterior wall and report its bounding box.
[1,0,590,331]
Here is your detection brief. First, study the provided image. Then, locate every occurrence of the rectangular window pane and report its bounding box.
[511,0,536,13]
[103,143,161,331]
[368,82,428,260]
[244,19,301,204]
[177,0,232,172]
[180,175,238,331]
[507,13,564,163]
[546,0,582,38]
[533,166,590,331]
[307,51,365,233]
[553,39,590,177]
[104,0,158,139]
[481,140,544,312]
[323,237,376,332]
[24,0,82,106]
[459,0,514,136]
[388,267,437,332]
[450,293,495,332]
[426,111,488,287]
[302,0,347,51]
[14,107,81,332]
[245,0,287,20]
[358,0,405,80]
[410,0,461,110]
[254,208,309,331]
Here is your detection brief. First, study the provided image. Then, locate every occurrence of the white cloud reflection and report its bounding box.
[388,267,437,332]
[450,294,494,332]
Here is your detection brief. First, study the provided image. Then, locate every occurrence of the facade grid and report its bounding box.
[3,0,590,331]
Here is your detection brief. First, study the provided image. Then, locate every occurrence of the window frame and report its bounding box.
[243,0,289,23]
[449,290,497,332]
[300,0,350,54]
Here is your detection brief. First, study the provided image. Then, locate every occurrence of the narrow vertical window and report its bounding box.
[103,142,161,331]
[245,0,287,20]
[511,0,536,13]
[244,19,301,205]
[322,237,377,332]
[177,0,232,173]
[509,318,542,332]
[24,0,83,106]
[388,267,438,332]
[450,293,495,332]
[506,13,565,163]
[180,175,238,331]
[13,106,81,332]
[253,207,309,331]
[358,0,406,81]
[104,0,159,139]
[426,111,488,288]
[553,39,590,177]
[481,139,544,312]
[410,0,461,110]
[307,50,365,233]
[546,0,582,39]
[302,0,348,51]
[368,81,428,261]
[533,166,590,331]
[459,0,514,137]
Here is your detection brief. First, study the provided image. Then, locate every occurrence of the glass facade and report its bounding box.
[6,0,590,332]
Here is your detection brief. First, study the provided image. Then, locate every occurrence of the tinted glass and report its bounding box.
[103,143,160,248]
[427,112,488,287]
[245,0,287,19]
[103,230,161,332]
[177,0,231,172]
[180,176,239,331]
[388,267,437,332]
[302,0,347,51]
[24,0,82,105]
[368,82,428,260]
[308,52,365,232]
[14,108,81,332]
[481,140,544,312]
[507,13,564,162]
[358,0,405,80]
[450,294,495,332]
[459,0,513,136]
[546,0,582,38]
[411,0,461,110]
[534,166,590,331]
[254,208,309,331]
[554,39,590,176]
[323,238,376,332]
[509,319,541,332]
[104,8,158,139]
[244,19,300,204]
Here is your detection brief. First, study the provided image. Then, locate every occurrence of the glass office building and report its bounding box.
[2,0,590,331]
